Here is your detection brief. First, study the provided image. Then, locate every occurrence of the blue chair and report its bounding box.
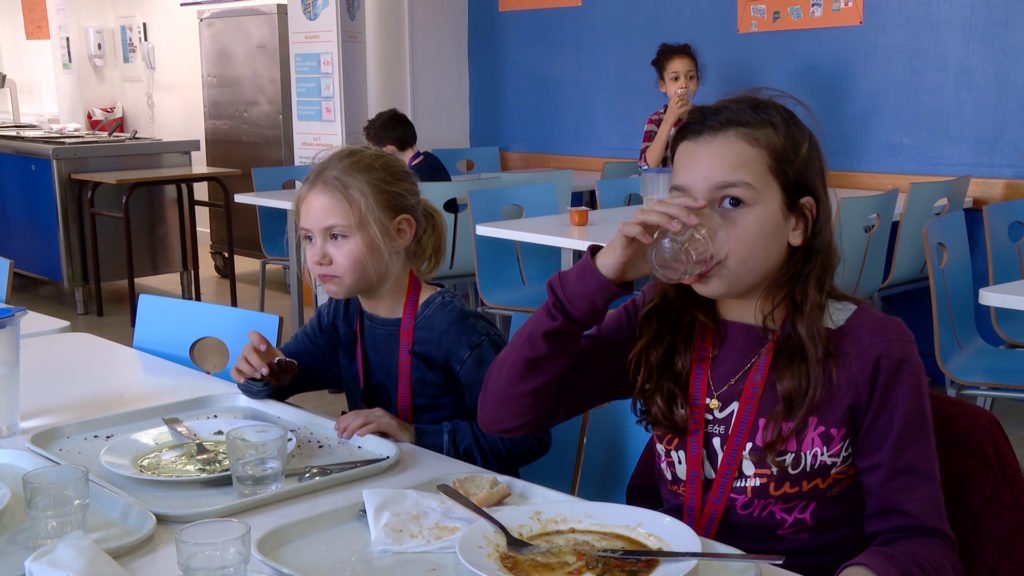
[923,210,1024,408]
[983,198,1024,346]
[251,165,312,312]
[575,399,651,503]
[483,170,575,213]
[833,188,899,299]
[133,294,282,382]
[418,178,505,281]
[468,183,562,311]
[595,177,641,210]
[510,312,589,495]
[881,176,971,294]
[600,160,640,180]
[0,257,12,304]
[430,146,501,176]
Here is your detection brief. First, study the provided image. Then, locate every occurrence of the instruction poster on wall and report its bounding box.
[288,0,344,165]
[739,0,862,33]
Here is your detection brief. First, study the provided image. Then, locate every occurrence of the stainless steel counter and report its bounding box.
[0,137,202,314]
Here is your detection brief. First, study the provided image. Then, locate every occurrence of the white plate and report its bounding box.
[0,480,9,515]
[698,538,761,576]
[456,501,701,576]
[98,418,297,482]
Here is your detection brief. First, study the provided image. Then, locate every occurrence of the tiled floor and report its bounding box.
[10,253,1024,466]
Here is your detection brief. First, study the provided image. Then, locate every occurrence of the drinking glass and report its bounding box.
[648,208,729,283]
[21,464,90,549]
[225,424,287,497]
[176,518,251,576]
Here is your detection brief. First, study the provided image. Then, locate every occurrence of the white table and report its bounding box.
[979,279,1024,310]
[6,332,798,575]
[1,305,71,338]
[233,189,304,334]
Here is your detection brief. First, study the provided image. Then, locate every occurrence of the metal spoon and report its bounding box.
[294,457,391,483]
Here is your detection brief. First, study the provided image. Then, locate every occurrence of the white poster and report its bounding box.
[289,0,344,165]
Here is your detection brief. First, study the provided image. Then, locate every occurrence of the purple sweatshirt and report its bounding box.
[478,251,961,576]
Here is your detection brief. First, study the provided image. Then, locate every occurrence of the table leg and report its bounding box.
[560,248,573,271]
[209,177,238,307]
[185,183,202,302]
[174,184,193,300]
[85,182,104,317]
[124,184,140,326]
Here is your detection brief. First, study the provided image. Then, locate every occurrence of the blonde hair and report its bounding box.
[295,146,446,279]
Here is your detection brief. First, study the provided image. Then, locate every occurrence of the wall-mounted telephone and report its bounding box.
[141,22,155,70]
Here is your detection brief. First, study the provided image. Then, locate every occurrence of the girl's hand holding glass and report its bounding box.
[594,195,708,284]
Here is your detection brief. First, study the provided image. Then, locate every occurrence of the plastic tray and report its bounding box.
[0,448,156,574]
[253,472,575,575]
[26,394,399,521]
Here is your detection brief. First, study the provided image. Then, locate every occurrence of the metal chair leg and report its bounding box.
[258,259,268,312]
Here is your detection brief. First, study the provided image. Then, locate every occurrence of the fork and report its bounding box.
[436,483,546,554]
[162,417,220,466]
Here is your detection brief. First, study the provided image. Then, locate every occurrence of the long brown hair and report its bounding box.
[630,92,850,461]
[296,146,446,279]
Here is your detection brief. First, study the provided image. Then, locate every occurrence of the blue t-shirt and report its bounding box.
[410,151,452,182]
[238,289,549,475]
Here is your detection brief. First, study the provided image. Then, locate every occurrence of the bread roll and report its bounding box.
[452,474,512,507]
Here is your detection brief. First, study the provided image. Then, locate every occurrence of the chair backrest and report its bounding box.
[468,183,562,310]
[595,177,642,210]
[833,188,899,298]
[430,146,501,176]
[982,198,1024,344]
[575,399,651,503]
[600,161,640,180]
[884,175,970,288]
[923,210,986,376]
[482,170,575,213]
[509,311,588,494]
[418,178,506,280]
[929,392,1024,575]
[133,294,282,382]
[251,165,313,259]
[0,257,12,304]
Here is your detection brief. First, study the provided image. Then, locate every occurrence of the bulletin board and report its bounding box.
[738,0,862,34]
[499,0,581,11]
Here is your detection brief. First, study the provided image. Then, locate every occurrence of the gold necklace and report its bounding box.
[707,349,764,410]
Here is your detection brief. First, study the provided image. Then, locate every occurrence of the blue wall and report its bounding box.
[469,1,1024,178]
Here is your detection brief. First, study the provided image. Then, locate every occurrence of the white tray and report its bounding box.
[254,472,576,575]
[0,448,157,575]
[26,394,399,521]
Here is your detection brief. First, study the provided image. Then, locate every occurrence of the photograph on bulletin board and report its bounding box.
[739,0,862,33]
[499,0,581,11]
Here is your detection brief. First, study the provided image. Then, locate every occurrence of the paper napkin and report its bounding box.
[24,530,130,576]
[363,488,481,553]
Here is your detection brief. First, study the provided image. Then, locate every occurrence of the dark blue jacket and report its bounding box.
[239,289,549,475]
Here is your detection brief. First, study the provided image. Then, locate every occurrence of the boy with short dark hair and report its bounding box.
[363,108,451,182]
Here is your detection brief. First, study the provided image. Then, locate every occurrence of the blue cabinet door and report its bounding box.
[0,153,63,283]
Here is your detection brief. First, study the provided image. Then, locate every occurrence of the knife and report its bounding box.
[283,456,390,477]
[594,549,785,564]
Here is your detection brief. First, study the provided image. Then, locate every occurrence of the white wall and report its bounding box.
[365,0,411,117]
[0,0,59,121]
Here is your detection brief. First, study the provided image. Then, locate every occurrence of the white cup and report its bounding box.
[176,518,251,576]
[21,464,90,549]
[225,424,287,497]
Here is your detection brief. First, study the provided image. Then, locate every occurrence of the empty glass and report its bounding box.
[648,208,729,283]
[176,518,251,576]
[22,464,90,549]
[225,424,287,497]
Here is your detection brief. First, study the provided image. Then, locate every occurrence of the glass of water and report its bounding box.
[176,518,251,576]
[225,424,287,497]
[21,464,90,549]
[648,207,729,283]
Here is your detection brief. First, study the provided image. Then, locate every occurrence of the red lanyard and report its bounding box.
[683,325,777,538]
[355,270,422,424]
